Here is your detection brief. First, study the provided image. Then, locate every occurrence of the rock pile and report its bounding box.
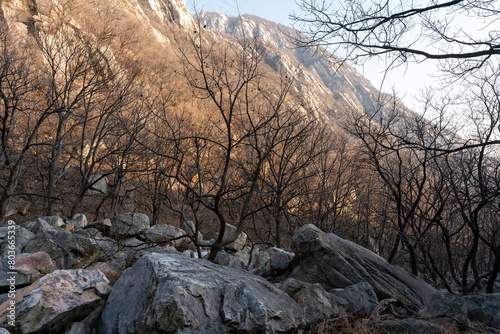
[0,215,497,333]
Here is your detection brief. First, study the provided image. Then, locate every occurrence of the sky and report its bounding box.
[187,0,438,110]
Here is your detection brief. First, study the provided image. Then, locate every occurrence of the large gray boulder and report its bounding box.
[99,253,304,334]
[110,213,150,238]
[23,228,101,269]
[0,252,54,291]
[289,224,435,310]
[429,290,500,328]
[0,269,110,333]
[0,226,34,257]
[144,224,185,246]
[215,223,247,252]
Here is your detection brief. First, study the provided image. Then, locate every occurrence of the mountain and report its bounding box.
[0,0,388,122]
[201,12,384,115]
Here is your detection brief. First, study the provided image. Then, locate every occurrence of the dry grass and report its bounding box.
[307,313,494,334]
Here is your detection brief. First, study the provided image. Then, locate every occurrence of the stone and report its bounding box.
[144,224,185,246]
[0,327,10,333]
[369,318,452,334]
[289,224,435,310]
[23,228,101,269]
[0,226,35,257]
[0,269,110,333]
[17,203,30,216]
[65,322,91,334]
[295,284,342,326]
[215,223,247,252]
[37,216,65,228]
[89,174,109,194]
[0,252,54,292]
[330,282,378,314]
[182,220,203,242]
[66,214,88,229]
[99,253,304,334]
[86,218,112,234]
[214,251,246,270]
[253,247,296,280]
[429,290,500,328]
[110,213,150,238]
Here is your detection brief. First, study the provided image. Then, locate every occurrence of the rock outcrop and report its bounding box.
[0,269,110,333]
[289,224,435,310]
[99,252,305,334]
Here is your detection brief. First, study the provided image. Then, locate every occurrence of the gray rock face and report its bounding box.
[182,220,203,242]
[294,284,342,325]
[330,282,378,314]
[99,253,304,334]
[216,223,247,252]
[89,174,109,194]
[0,252,54,291]
[23,228,101,269]
[0,226,34,257]
[86,219,112,234]
[110,213,150,238]
[144,224,185,246]
[289,224,435,310]
[429,290,500,328]
[0,269,110,334]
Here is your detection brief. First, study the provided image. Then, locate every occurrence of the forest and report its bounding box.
[0,0,499,297]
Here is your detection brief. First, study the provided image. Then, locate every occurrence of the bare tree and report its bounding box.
[293,0,500,74]
[0,23,47,223]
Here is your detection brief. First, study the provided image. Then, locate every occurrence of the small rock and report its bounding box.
[89,174,109,194]
[66,214,88,229]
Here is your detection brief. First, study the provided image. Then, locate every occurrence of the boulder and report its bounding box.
[65,322,91,334]
[89,174,109,194]
[429,290,500,328]
[99,252,304,334]
[0,226,35,257]
[37,216,65,228]
[0,269,110,333]
[182,220,203,242]
[86,219,112,234]
[0,252,54,292]
[23,228,101,269]
[294,284,342,326]
[253,247,296,280]
[215,223,247,252]
[144,224,185,246]
[110,213,149,238]
[214,251,246,270]
[24,219,57,235]
[66,214,88,230]
[289,224,435,310]
[330,282,378,315]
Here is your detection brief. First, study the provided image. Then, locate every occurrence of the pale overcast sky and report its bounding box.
[187,0,436,110]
